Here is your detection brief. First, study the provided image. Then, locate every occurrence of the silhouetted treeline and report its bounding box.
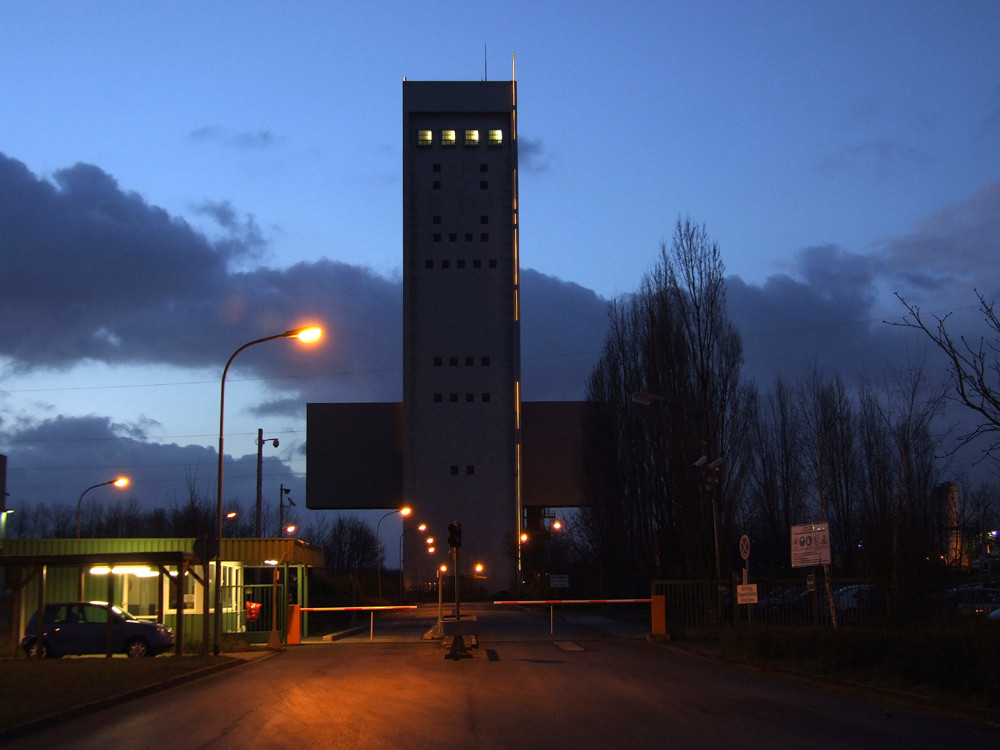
[574,218,1000,606]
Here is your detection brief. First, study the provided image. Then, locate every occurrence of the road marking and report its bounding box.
[554,641,585,652]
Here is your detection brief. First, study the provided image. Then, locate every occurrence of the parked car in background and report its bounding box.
[939,585,1000,617]
[21,601,174,658]
[832,584,882,624]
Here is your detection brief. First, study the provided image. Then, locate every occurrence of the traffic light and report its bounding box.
[447,521,462,548]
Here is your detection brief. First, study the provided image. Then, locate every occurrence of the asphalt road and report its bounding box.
[5,604,997,750]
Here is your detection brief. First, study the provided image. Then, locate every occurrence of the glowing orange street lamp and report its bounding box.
[76,477,129,538]
[214,325,322,655]
[398,523,428,603]
[377,506,411,600]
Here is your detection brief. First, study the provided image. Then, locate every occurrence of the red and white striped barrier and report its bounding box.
[300,605,418,641]
[493,599,651,605]
[493,598,651,635]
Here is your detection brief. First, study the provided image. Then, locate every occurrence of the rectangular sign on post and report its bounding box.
[549,574,569,588]
[791,522,831,568]
[736,584,758,605]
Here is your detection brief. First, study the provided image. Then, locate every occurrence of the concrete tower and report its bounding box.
[402,80,521,590]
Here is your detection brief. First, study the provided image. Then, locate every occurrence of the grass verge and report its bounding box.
[0,655,235,730]
[717,624,1000,713]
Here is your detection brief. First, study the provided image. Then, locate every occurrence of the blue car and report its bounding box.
[21,601,174,658]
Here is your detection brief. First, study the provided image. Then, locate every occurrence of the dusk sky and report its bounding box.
[2,1,999,538]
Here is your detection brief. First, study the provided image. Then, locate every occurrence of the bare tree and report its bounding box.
[749,378,808,574]
[893,291,1000,460]
[580,219,746,591]
[859,363,947,608]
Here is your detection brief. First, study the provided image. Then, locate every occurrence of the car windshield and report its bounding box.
[111,604,138,621]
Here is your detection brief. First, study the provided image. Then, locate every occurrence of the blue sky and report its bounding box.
[2,1,999,536]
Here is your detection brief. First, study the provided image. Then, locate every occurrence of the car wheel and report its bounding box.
[126,637,151,657]
[27,639,49,659]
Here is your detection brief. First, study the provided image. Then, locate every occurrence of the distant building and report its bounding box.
[307,77,586,594]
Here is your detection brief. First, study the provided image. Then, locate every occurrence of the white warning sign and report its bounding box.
[790,522,831,568]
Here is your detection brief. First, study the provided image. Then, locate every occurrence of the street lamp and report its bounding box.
[278,484,294,536]
[76,477,129,538]
[376,506,411,600]
[256,429,280,538]
[399,523,427,603]
[214,325,322,655]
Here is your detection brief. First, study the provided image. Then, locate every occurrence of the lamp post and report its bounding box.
[376,506,411,601]
[255,429,280,538]
[214,325,321,655]
[76,477,129,538]
[398,523,426,603]
[278,484,294,536]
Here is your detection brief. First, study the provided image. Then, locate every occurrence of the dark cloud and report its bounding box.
[728,268,900,389]
[518,137,549,172]
[2,413,302,516]
[877,181,1000,296]
[811,137,931,176]
[0,154,400,393]
[729,180,1000,391]
[3,153,997,510]
[186,126,284,149]
[0,155,230,370]
[230,130,283,149]
[520,270,608,400]
[0,155,608,420]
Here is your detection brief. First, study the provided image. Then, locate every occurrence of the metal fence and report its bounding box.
[652,577,887,636]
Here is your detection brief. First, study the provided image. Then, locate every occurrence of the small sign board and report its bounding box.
[737,584,758,605]
[791,522,831,568]
[549,574,569,588]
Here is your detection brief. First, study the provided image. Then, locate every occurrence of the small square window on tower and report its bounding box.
[442,130,457,146]
[465,129,479,146]
[488,129,503,146]
[417,130,432,147]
